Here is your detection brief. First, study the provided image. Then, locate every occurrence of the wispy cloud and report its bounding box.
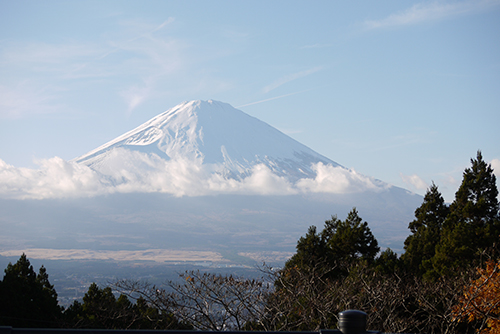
[0,16,231,118]
[120,80,155,115]
[0,82,64,118]
[400,173,428,191]
[237,89,313,108]
[300,44,331,50]
[263,67,323,94]
[1,42,104,68]
[363,0,500,30]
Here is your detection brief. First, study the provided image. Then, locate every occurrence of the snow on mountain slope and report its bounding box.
[74,100,338,181]
[0,100,393,199]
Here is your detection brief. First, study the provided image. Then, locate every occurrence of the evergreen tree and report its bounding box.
[285,225,329,272]
[322,208,379,265]
[285,208,379,277]
[374,248,400,275]
[81,283,120,328]
[402,183,449,276]
[0,254,62,327]
[432,151,500,276]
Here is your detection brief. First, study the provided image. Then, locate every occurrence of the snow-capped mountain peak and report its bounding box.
[74,100,339,181]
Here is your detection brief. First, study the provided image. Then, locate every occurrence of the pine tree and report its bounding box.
[402,183,449,276]
[432,151,500,276]
[0,254,62,327]
[285,208,379,278]
[285,225,329,272]
[322,208,379,265]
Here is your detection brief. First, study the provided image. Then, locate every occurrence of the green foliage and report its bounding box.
[267,259,476,333]
[431,151,500,276]
[402,151,500,279]
[0,254,62,327]
[402,182,449,276]
[374,248,400,275]
[270,151,498,332]
[322,208,379,264]
[285,208,379,278]
[285,225,329,272]
[0,255,187,329]
[451,151,499,228]
[275,208,381,330]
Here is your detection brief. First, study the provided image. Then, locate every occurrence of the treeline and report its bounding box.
[1,151,499,333]
[0,253,192,329]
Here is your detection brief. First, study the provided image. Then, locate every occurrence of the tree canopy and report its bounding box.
[431,151,500,277]
[285,208,379,278]
[0,254,61,327]
[402,182,449,277]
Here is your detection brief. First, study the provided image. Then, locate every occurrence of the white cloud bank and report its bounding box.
[0,152,389,200]
[0,157,107,199]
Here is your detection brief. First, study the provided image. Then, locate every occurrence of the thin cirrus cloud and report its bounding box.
[363,0,500,30]
[236,88,313,108]
[262,67,323,94]
[0,17,219,118]
[120,82,154,115]
[0,42,108,118]
[300,44,332,50]
[0,82,66,119]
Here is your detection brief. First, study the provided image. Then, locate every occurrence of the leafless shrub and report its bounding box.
[114,270,273,331]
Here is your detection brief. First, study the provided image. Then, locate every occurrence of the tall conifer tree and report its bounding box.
[402,183,449,276]
[0,254,61,327]
[432,151,500,276]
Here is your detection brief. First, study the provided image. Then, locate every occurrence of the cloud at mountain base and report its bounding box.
[296,162,388,193]
[0,152,389,200]
[0,157,105,199]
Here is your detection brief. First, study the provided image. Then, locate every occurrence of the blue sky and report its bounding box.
[1,0,499,202]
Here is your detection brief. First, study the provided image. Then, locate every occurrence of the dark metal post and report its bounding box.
[338,310,367,334]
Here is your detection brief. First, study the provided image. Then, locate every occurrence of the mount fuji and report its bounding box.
[71,100,389,197]
[0,100,423,265]
[75,100,338,181]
